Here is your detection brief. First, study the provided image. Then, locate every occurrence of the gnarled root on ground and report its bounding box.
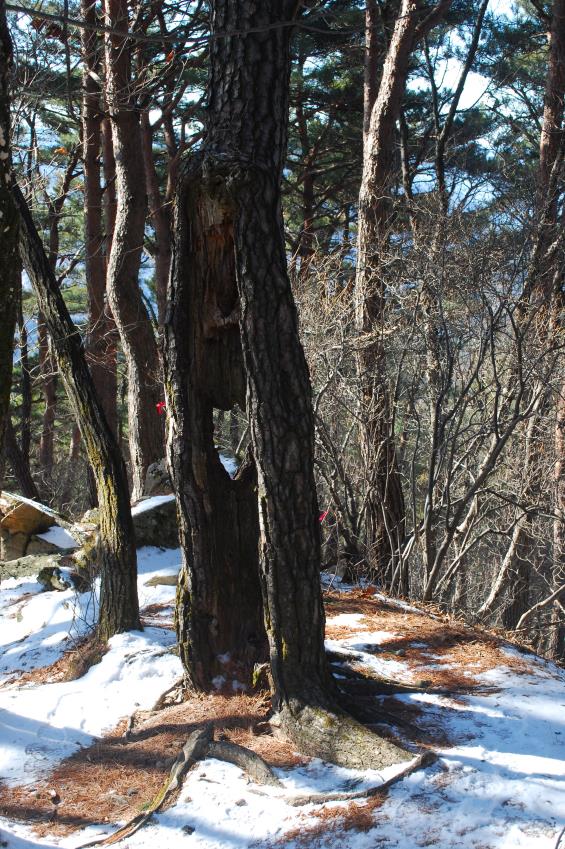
[274,700,413,771]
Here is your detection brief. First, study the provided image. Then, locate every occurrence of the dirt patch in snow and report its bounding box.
[268,794,388,848]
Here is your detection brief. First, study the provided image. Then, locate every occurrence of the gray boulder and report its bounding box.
[131,495,178,549]
[0,552,62,582]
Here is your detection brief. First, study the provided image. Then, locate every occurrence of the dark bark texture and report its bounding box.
[14,185,140,640]
[4,417,39,500]
[166,153,266,688]
[0,1,19,451]
[165,0,410,769]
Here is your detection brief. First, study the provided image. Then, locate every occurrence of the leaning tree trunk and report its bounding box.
[104,0,163,500]
[166,0,410,771]
[14,186,140,641]
[0,1,19,451]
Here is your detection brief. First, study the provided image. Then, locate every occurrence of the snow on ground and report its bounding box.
[0,546,183,788]
[0,628,180,787]
[1,555,565,849]
[0,577,96,683]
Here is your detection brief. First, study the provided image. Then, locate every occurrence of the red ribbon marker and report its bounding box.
[156,401,166,415]
[319,509,329,523]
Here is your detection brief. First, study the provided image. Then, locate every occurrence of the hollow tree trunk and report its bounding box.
[15,185,140,641]
[166,154,267,689]
[166,0,410,771]
[0,2,19,450]
[104,0,163,500]
[82,0,118,438]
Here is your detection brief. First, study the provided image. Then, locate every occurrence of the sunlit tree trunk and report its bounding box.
[16,187,140,641]
[355,0,451,588]
[0,1,19,452]
[104,0,163,500]
[82,0,118,440]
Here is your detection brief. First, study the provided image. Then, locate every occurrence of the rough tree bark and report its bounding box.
[165,0,410,771]
[0,1,19,452]
[165,153,267,689]
[104,0,163,500]
[355,0,451,588]
[14,186,140,641]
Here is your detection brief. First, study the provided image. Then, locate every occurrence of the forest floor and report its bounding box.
[0,546,564,849]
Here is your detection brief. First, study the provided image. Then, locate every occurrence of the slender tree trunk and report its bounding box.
[4,417,39,500]
[82,0,118,439]
[141,111,171,329]
[549,380,565,657]
[355,0,451,586]
[17,303,32,467]
[15,186,140,641]
[363,0,380,141]
[104,0,162,500]
[294,58,316,269]
[0,1,19,451]
[166,0,410,771]
[37,320,57,487]
[498,0,565,627]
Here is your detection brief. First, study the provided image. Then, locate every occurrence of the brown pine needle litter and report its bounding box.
[0,590,539,841]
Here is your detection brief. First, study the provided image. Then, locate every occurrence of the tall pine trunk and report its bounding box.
[355,0,450,587]
[165,0,410,771]
[498,0,565,629]
[0,2,19,452]
[104,0,163,500]
[82,0,118,439]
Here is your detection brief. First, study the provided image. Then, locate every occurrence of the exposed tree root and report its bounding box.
[76,725,214,847]
[277,750,436,807]
[275,701,413,771]
[208,740,282,787]
[75,724,282,846]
